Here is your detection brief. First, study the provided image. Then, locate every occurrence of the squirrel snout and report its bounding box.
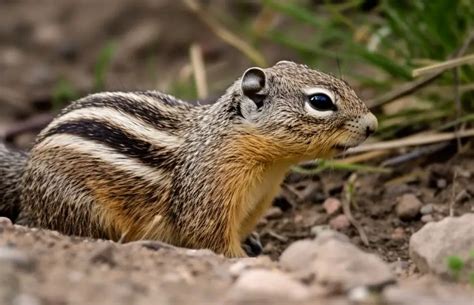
[362,112,378,137]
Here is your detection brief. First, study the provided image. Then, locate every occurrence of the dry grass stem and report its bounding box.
[347,129,474,154]
[412,54,474,78]
[183,0,267,67]
[189,44,208,99]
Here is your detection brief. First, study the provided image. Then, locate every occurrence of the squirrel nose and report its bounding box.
[362,112,378,137]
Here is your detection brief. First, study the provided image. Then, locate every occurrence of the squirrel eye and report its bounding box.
[308,93,336,111]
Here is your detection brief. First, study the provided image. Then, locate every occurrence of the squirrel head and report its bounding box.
[233,60,378,160]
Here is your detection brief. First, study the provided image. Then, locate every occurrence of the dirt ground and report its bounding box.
[1,1,473,304]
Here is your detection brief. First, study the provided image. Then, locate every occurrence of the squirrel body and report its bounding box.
[0,61,377,257]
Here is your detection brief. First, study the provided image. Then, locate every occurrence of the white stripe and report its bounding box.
[36,134,170,184]
[43,107,183,148]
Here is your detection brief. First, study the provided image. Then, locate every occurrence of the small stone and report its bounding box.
[421,214,434,223]
[348,286,371,303]
[0,247,35,271]
[396,194,422,221]
[390,260,409,276]
[12,225,28,233]
[384,279,474,305]
[280,234,394,290]
[329,214,351,230]
[89,244,115,266]
[228,256,275,276]
[391,227,406,240]
[409,213,474,282]
[323,197,341,215]
[264,207,283,219]
[310,225,330,237]
[458,170,471,179]
[420,204,434,215]
[262,242,274,254]
[13,294,41,305]
[228,269,310,301]
[436,179,447,189]
[316,229,350,243]
[0,217,12,227]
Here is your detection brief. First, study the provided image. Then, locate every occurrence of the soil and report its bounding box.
[1,1,473,304]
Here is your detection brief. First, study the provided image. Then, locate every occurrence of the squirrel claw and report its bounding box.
[242,232,263,257]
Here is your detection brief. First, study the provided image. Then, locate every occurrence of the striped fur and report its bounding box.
[0,143,28,220]
[4,61,376,257]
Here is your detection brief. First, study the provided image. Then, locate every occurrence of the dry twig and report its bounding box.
[342,173,369,246]
[183,0,267,67]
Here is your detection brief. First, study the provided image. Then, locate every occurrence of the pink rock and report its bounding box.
[391,227,405,240]
[323,197,342,215]
[329,214,350,230]
[0,217,12,227]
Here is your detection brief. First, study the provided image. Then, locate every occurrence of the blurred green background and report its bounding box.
[0,0,473,152]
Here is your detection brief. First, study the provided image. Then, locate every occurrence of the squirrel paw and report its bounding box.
[242,232,262,257]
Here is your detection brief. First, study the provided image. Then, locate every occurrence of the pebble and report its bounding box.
[264,207,283,219]
[88,243,115,266]
[0,246,35,271]
[420,204,434,215]
[329,214,351,230]
[409,213,474,282]
[323,197,341,215]
[228,269,310,301]
[13,294,41,305]
[310,225,330,237]
[390,260,409,276]
[391,227,406,240]
[421,214,434,223]
[436,179,447,189]
[383,279,474,305]
[280,233,394,290]
[396,194,422,221]
[228,256,274,277]
[0,264,19,304]
[348,286,371,303]
[0,217,12,227]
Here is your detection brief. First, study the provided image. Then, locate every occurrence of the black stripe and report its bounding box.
[137,91,188,106]
[62,92,189,131]
[42,119,176,170]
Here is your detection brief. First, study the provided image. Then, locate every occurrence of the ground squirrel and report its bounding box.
[0,61,377,257]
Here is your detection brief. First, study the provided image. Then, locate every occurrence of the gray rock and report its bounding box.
[421,214,434,223]
[396,194,422,220]
[420,204,434,215]
[0,246,35,271]
[383,278,474,305]
[409,213,474,281]
[280,232,394,290]
[0,264,19,305]
[227,269,310,302]
[0,217,12,227]
[228,256,275,276]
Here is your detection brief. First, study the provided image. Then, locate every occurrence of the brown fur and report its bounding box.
[0,61,377,257]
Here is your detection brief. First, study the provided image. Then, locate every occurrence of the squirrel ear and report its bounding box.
[241,67,266,108]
